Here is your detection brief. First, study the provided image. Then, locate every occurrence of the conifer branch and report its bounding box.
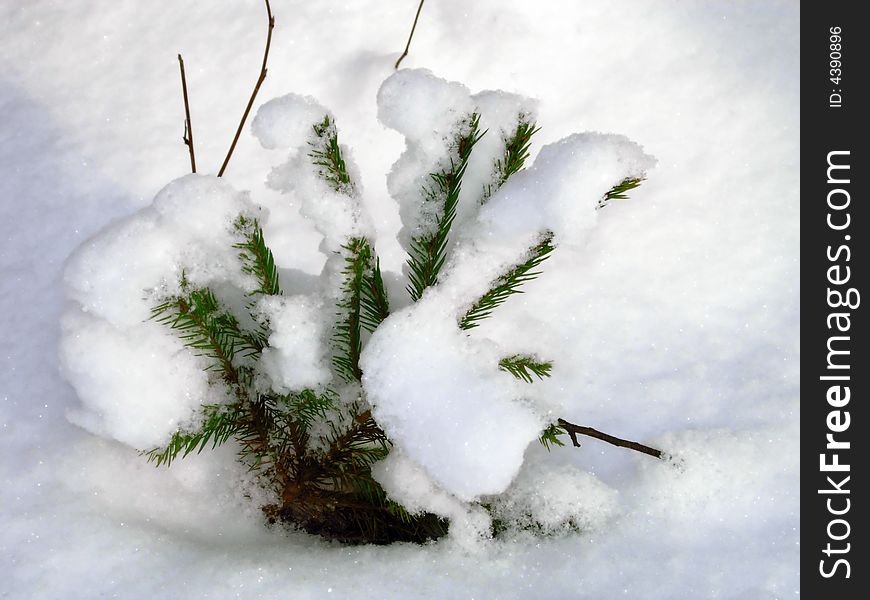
[151,287,261,384]
[307,115,391,377]
[309,115,354,195]
[312,404,443,539]
[394,0,426,69]
[407,114,485,301]
[146,406,239,467]
[177,54,196,173]
[556,418,663,459]
[538,424,566,450]
[333,237,371,382]
[498,355,552,383]
[360,256,390,332]
[482,117,539,203]
[314,409,385,503]
[598,176,644,208]
[235,394,284,475]
[218,0,274,177]
[283,389,334,432]
[320,409,389,487]
[234,215,282,296]
[459,231,554,330]
[271,390,333,471]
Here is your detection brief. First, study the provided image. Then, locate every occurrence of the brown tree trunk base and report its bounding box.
[263,489,448,545]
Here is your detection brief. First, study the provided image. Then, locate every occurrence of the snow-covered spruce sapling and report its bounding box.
[156,84,657,536]
[60,70,661,545]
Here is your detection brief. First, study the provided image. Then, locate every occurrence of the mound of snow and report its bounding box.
[486,460,619,537]
[60,175,262,448]
[251,93,330,150]
[361,297,544,501]
[257,295,332,393]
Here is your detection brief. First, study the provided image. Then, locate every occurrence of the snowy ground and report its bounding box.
[1,1,799,598]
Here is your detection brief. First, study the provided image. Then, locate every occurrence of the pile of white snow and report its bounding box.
[60,175,261,448]
[0,0,800,597]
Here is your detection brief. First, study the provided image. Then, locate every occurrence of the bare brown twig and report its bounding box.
[218,0,275,177]
[394,0,425,69]
[177,54,196,173]
[557,418,663,459]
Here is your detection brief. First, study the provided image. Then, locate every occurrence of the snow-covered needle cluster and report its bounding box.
[60,69,655,546]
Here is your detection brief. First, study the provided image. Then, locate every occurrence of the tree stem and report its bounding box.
[557,418,663,459]
[177,54,196,173]
[394,0,425,69]
[218,0,274,177]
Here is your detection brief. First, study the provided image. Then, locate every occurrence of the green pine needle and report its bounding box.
[333,237,373,382]
[360,255,390,332]
[234,215,282,297]
[233,394,284,474]
[459,231,555,330]
[310,115,354,195]
[151,287,261,384]
[498,354,553,383]
[146,406,240,467]
[482,116,539,203]
[598,176,644,208]
[318,407,390,490]
[282,388,335,432]
[538,423,566,451]
[407,113,486,301]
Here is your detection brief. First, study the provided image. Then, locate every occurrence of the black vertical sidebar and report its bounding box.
[803,2,866,596]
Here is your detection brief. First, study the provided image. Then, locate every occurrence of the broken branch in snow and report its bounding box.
[557,418,663,459]
[394,0,425,69]
[218,0,274,177]
[177,54,196,173]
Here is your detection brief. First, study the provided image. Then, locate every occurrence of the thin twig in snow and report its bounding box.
[557,418,664,459]
[394,0,425,69]
[218,0,275,177]
[177,54,196,173]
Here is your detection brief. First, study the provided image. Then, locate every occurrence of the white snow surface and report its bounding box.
[1,1,799,598]
[490,132,657,243]
[361,295,544,501]
[372,449,493,550]
[259,103,371,254]
[257,294,331,393]
[251,93,330,151]
[485,457,620,537]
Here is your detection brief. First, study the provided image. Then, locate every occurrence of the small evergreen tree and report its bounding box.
[143,96,654,544]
